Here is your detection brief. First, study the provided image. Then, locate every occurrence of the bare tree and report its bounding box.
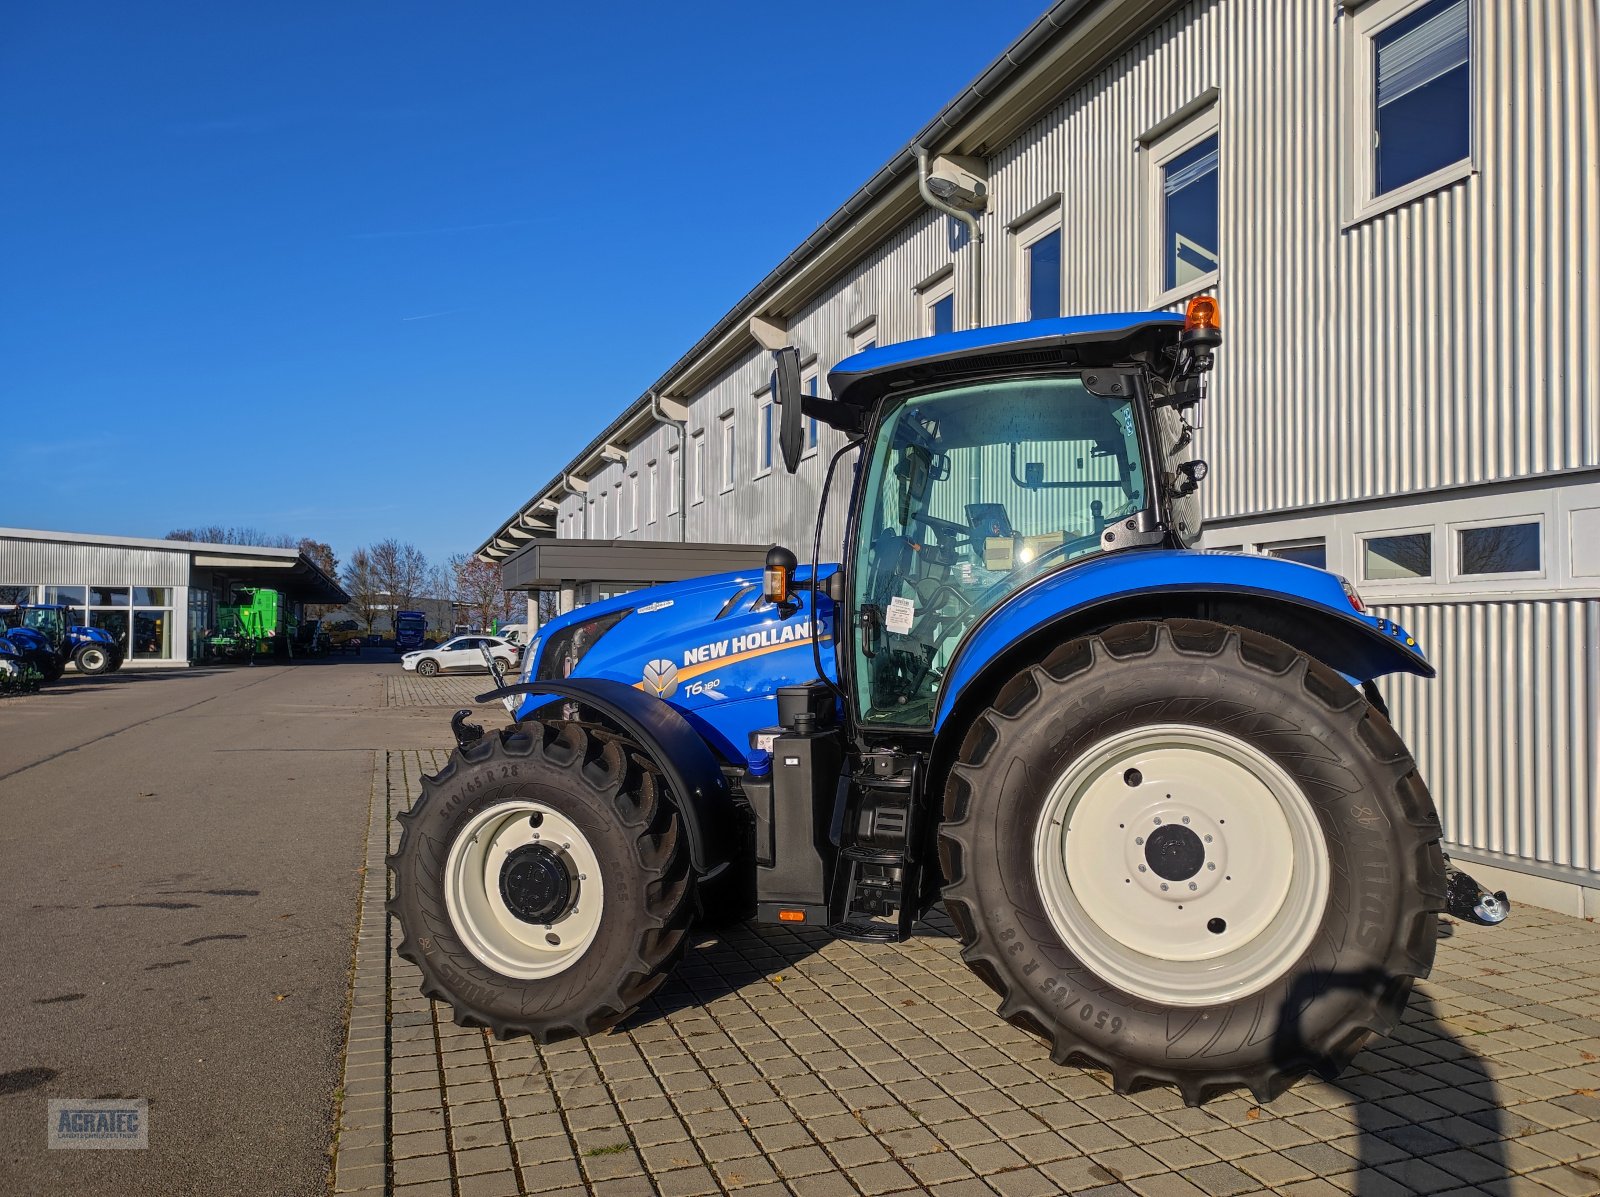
[370,539,429,625]
[536,589,561,624]
[166,526,295,547]
[454,555,509,632]
[340,548,381,634]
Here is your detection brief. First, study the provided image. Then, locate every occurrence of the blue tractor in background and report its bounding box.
[391,301,1499,1103]
[1,603,124,678]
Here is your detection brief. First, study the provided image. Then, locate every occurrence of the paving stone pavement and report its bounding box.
[386,671,504,709]
[335,749,1600,1197]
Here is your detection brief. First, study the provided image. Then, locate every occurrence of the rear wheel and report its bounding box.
[389,721,695,1040]
[74,645,112,675]
[416,657,440,677]
[939,619,1445,1104]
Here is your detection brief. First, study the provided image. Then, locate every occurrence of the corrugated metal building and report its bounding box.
[1,527,348,665]
[477,0,1599,912]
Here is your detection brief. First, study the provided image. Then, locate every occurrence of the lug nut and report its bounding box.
[1138,865,1147,873]
[1135,836,1144,845]
[1182,816,1190,824]
[1188,882,1197,891]
[1207,862,1216,871]
[1160,883,1169,891]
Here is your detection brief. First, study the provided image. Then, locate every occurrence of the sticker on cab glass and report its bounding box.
[885,596,914,634]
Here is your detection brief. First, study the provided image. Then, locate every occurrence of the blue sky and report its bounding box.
[1,2,1042,568]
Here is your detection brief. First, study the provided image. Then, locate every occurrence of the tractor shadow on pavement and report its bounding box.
[1274,921,1509,1196]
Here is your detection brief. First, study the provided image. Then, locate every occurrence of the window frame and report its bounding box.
[918,269,956,337]
[800,364,821,457]
[1359,525,1437,586]
[1345,0,1477,226]
[1142,103,1221,308]
[1012,203,1064,321]
[646,459,658,526]
[666,446,680,516]
[1449,513,1545,583]
[719,415,736,494]
[754,390,774,479]
[690,432,705,505]
[1260,537,1329,570]
[627,472,639,533]
[849,319,877,355]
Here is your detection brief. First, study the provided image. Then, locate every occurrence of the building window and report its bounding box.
[666,448,679,516]
[1458,521,1540,576]
[646,461,658,526]
[1363,531,1433,581]
[920,272,955,337]
[850,320,877,354]
[720,416,736,493]
[628,473,639,532]
[756,394,773,476]
[1264,539,1326,569]
[691,432,705,504]
[1349,0,1473,221]
[1145,105,1220,304]
[1014,207,1062,320]
[802,368,821,453]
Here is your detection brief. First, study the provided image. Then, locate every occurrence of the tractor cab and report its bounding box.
[777,304,1219,731]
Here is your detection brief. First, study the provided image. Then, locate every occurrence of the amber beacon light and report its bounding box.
[1184,294,1219,333]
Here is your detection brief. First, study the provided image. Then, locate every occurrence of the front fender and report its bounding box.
[476,677,738,876]
[934,550,1433,729]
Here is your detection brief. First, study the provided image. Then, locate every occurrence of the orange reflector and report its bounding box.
[777,909,806,922]
[1185,294,1220,332]
[763,565,789,604]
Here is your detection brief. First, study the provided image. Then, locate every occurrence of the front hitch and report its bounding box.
[450,709,485,751]
[1444,856,1511,926]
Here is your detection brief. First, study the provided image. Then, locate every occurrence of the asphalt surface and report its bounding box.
[0,659,450,1197]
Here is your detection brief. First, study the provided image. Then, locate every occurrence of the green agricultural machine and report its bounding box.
[204,587,297,663]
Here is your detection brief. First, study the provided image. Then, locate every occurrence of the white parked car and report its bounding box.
[401,635,519,678]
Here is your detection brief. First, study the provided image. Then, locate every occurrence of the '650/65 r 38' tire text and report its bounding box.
[939,619,1446,1105]
[388,720,695,1041]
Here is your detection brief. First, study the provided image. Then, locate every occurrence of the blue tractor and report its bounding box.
[9,604,124,676]
[391,301,1493,1102]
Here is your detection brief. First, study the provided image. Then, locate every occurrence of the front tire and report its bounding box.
[74,645,112,675]
[389,721,695,1041]
[939,619,1445,1104]
[415,657,439,677]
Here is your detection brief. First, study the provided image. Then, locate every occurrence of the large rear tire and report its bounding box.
[389,721,695,1041]
[939,619,1445,1105]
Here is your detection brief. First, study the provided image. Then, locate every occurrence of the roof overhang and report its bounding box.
[500,539,769,592]
[193,552,349,605]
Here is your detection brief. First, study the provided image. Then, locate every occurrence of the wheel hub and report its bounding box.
[1143,823,1204,881]
[499,844,574,924]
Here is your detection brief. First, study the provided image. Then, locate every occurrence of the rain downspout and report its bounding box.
[916,145,983,329]
[648,391,688,542]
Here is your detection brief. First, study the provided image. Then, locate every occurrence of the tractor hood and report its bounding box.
[817,312,1184,435]
[516,565,840,762]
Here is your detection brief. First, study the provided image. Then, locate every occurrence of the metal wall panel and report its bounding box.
[0,537,191,588]
[1374,598,1599,877]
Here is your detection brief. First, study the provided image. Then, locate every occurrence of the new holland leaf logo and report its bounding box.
[641,658,679,697]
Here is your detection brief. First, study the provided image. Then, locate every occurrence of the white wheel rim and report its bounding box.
[1033,724,1329,1007]
[444,801,605,980]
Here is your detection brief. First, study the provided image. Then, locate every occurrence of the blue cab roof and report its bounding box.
[818,311,1185,433]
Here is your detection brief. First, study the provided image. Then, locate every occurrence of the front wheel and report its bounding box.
[74,644,112,675]
[388,721,695,1040]
[415,657,439,677]
[939,619,1445,1105]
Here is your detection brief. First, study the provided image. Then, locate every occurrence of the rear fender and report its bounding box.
[934,550,1433,734]
[476,677,738,876]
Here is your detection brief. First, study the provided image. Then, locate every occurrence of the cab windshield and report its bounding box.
[851,374,1148,725]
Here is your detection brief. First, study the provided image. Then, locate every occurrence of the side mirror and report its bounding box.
[770,346,805,474]
[764,545,798,607]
